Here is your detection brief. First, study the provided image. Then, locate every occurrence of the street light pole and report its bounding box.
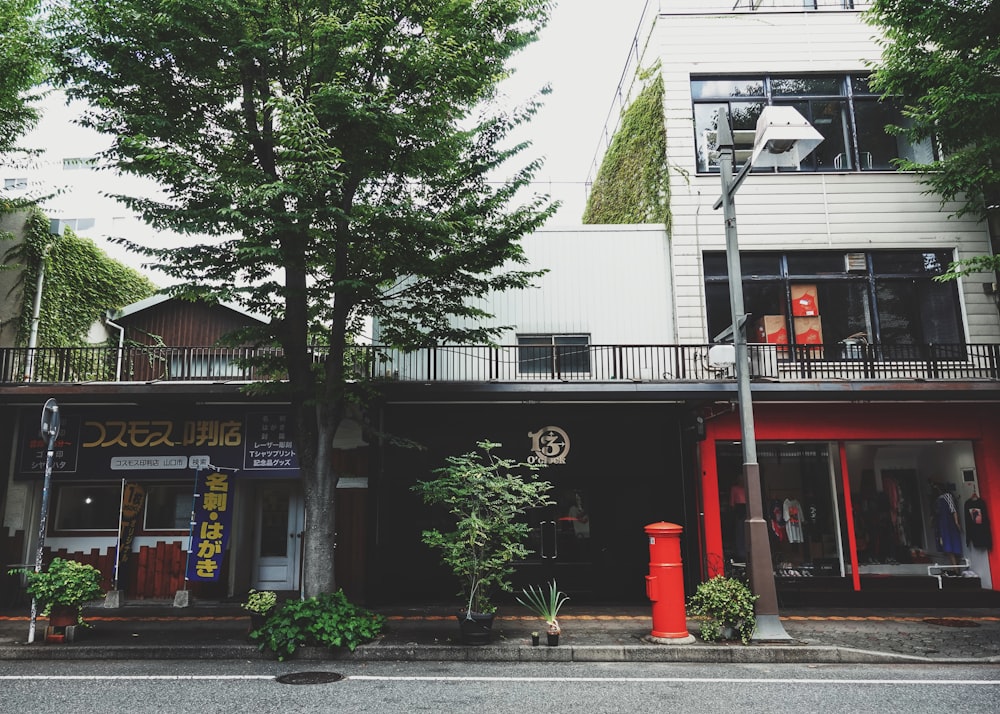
[716,109,790,641]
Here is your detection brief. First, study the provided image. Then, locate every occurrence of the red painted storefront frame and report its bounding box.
[697,402,1000,591]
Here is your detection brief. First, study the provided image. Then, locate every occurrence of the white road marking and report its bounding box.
[0,675,275,681]
[0,674,996,686]
[349,676,1000,686]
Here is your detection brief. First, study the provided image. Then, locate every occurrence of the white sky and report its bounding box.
[500,0,650,223]
[9,0,650,276]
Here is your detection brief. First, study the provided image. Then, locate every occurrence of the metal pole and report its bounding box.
[28,399,60,643]
[717,109,790,641]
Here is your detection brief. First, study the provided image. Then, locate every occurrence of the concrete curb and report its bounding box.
[3,642,998,664]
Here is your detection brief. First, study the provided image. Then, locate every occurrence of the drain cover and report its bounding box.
[276,672,345,685]
[923,618,980,628]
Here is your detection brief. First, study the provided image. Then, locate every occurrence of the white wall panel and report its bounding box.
[452,225,674,345]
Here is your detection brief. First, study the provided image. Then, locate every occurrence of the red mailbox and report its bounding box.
[644,521,693,641]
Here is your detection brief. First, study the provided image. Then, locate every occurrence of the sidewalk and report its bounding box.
[1,602,998,664]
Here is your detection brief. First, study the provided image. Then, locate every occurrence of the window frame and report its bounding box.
[516,334,592,377]
[703,249,964,351]
[691,73,933,175]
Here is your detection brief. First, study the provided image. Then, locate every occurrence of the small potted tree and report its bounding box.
[687,575,758,645]
[516,579,569,646]
[412,440,554,645]
[10,557,104,637]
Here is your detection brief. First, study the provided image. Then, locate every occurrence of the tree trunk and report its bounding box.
[298,402,344,599]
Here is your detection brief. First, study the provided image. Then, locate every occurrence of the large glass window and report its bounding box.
[692,74,933,173]
[704,250,963,349]
[52,482,192,533]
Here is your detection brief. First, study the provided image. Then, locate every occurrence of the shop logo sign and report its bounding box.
[528,426,570,465]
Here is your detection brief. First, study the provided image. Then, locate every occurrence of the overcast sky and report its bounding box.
[14,0,651,275]
[500,0,650,223]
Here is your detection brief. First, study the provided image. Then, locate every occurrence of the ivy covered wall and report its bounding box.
[1,206,156,347]
[582,72,670,227]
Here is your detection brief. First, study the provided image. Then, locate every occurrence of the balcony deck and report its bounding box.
[1,343,997,386]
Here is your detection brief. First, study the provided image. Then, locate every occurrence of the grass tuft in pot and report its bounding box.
[516,579,569,635]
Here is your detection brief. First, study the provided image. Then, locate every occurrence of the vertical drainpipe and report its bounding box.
[23,262,45,381]
[105,311,125,381]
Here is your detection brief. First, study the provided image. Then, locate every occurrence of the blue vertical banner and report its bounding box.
[185,469,234,582]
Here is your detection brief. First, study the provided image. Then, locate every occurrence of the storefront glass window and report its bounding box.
[53,484,120,532]
[144,485,192,530]
[717,443,847,578]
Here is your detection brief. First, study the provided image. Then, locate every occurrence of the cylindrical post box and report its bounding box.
[644,521,693,641]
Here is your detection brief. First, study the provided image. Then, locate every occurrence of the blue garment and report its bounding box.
[934,493,962,556]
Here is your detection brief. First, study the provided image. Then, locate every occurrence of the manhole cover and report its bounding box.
[276,672,345,685]
[923,618,980,628]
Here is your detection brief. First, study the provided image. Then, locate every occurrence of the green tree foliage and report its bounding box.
[2,208,156,347]
[583,72,669,226]
[0,0,46,157]
[865,1,1000,276]
[49,0,555,597]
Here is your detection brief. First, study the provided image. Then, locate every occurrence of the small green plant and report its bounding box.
[242,589,277,615]
[249,590,385,660]
[8,557,104,618]
[687,575,758,645]
[516,579,569,634]
[412,440,554,616]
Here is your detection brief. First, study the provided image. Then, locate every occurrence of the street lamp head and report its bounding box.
[750,106,824,169]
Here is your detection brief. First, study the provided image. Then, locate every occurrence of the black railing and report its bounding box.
[3,343,999,385]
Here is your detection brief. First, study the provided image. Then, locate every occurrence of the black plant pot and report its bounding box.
[547,631,560,646]
[457,611,495,645]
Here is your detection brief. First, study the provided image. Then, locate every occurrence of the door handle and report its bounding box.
[540,520,557,559]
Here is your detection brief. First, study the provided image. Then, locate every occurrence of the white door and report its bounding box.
[251,485,304,591]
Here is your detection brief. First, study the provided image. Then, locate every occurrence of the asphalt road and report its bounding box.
[1,660,998,713]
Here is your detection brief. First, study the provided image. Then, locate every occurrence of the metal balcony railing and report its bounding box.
[2,343,999,385]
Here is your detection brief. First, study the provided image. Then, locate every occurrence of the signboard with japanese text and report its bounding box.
[185,470,233,582]
[18,414,81,474]
[16,408,299,479]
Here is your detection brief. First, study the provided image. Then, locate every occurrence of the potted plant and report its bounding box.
[242,589,277,631]
[10,557,104,629]
[516,579,569,646]
[412,440,554,644]
[686,574,758,645]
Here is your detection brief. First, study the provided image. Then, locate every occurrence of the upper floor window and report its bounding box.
[62,157,96,170]
[703,250,963,349]
[4,177,27,190]
[692,74,933,174]
[517,334,591,377]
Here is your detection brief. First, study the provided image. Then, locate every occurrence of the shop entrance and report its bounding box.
[251,485,304,591]
[518,481,595,595]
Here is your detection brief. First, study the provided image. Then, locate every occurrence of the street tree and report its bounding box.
[0,0,46,161]
[865,0,1000,276]
[49,0,555,597]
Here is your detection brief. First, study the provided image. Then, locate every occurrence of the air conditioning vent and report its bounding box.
[845,252,867,272]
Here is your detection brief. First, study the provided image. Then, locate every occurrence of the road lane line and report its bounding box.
[348,676,1000,685]
[0,675,275,681]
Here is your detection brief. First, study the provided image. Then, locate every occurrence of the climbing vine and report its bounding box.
[1,206,156,347]
[583,70,670,227]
